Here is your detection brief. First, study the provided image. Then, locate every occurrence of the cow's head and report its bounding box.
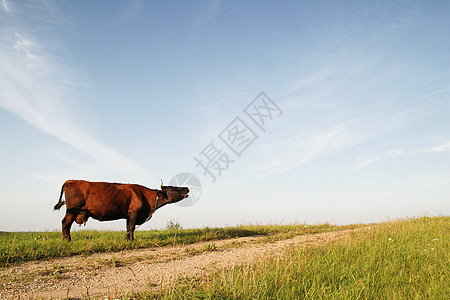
[156,181,189,207]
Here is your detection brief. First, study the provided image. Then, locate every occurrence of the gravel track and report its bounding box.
[0,229,355,299]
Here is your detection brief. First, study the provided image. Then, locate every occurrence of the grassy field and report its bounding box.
[0,223,351,265]
[139,216,449,299]
[1,216,447,299]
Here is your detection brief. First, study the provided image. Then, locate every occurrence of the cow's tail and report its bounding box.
[53,182,66,211]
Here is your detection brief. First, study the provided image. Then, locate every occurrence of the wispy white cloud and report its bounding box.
[351,139,450,171]
[1,0,9,13]
[251,126,356,177]
[0,2,150,180]
[352,156,382,171]
[351,148,409,171]
[420,141,450,153]
[249,95,421,177]
[415,87,450,101]
[282,69,333,97]
[387,149,404,156]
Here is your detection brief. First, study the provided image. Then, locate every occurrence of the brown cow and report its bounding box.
[53,180,189,241]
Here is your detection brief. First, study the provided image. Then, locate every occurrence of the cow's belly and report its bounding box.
[86,205,128,220]
[89,213,127,221]
[84,198,130,221]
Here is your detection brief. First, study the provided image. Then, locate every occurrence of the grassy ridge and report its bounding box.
[148,216,449,299]
[0,223,349,265]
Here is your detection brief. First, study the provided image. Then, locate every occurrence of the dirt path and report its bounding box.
[0,229,356,299]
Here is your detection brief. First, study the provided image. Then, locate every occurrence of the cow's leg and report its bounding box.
[126,212,137,241]
[61,211,76,241]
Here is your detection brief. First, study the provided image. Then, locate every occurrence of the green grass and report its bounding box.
[140,216,449,300]
[0,223,350,265]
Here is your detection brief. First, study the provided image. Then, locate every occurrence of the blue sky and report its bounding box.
[1,1,449,231]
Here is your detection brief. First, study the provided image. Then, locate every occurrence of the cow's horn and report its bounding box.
[160,180,163,188]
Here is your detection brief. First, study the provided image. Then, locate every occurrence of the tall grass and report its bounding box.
[0,223,349,265]
[148,216,449,299]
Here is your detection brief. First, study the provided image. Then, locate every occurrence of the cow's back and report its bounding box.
[64,180,134,220]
